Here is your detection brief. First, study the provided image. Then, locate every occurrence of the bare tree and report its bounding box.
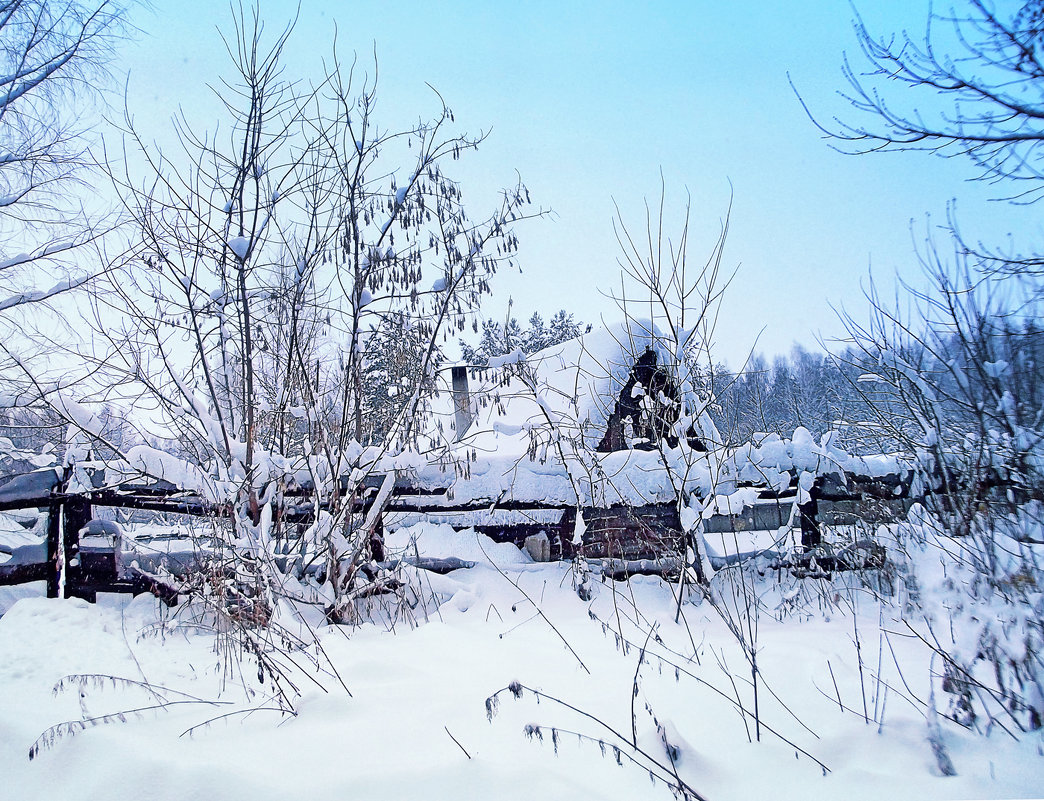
[842,239,1044,736]
[0,1,132,470]
[798,0,1044,282]
[801,0,1044,742]
[21,5,540,644]
[0,0,129,309]
[805,2,1043,194]
[608,188,734,587]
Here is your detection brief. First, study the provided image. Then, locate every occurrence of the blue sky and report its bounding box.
[117,1,1041,367]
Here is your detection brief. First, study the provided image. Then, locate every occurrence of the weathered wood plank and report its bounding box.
[0,561,51,586]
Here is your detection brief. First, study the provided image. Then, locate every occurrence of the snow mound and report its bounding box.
[385,522,529,567]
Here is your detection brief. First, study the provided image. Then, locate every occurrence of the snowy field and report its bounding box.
[1,524,1041,801]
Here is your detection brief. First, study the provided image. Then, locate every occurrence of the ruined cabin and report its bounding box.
[405,322,725,560]
[404,320,910,565]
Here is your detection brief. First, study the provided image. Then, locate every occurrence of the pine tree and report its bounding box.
[460,309,583,366]
[361,312,444,445]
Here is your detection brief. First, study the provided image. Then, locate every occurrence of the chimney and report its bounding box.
[451,366,473,441]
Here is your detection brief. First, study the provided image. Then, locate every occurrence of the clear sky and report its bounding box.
[115,0,1041,368]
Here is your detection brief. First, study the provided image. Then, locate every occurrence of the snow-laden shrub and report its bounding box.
[894,502,1044,733]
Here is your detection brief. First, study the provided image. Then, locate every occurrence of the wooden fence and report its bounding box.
[0,461,912,604]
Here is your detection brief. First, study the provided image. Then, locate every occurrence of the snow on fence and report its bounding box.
[0,451,915,605]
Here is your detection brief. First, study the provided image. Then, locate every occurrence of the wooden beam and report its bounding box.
[0,561,52,586]
[45,499,60,598]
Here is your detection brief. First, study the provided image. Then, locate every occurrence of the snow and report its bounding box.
[0,310,1034,798]
[0,521,1039,800]
[0,467,59,506]
[487,347,526,368]
[227,236,250,260]
[571,508,587,545]
[385,523,529,566]
[120,522,210,577]
[0,510,46,566]
[702,487,761,518]
[0,274,91,312]
[701,526,795,568]
[984,360,1009,378]
[413,320,717,505]
[0,251,30,270]
[124,445,218,500]
[415,322,905,516]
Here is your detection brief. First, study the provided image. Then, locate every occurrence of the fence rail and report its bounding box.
[0,462,913,603]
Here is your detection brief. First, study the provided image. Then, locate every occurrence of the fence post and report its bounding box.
[45,498,60,598]
[798,479,822,549]
[62,494,93,601]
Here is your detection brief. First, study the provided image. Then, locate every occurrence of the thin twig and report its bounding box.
[444,726,471,759]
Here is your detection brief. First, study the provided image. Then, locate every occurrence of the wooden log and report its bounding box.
[561,504,683,561]
[386,498,575,514]
[62,564,180,607]
[0,561,52,586]
[124,565,180,607]
[377,556,476,574]
[592,557,684,581]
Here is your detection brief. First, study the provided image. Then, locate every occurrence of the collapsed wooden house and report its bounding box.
[0,321,913,604]
[395,320,912,569]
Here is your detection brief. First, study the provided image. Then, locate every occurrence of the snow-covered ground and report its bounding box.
[1,524,1041,801]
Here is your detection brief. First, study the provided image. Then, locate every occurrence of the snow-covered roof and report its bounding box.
[0,468,59,508]
[413,320,908,511]
[413,321,715,506]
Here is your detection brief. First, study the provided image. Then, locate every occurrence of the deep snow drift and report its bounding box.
[0,524,1041,801]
